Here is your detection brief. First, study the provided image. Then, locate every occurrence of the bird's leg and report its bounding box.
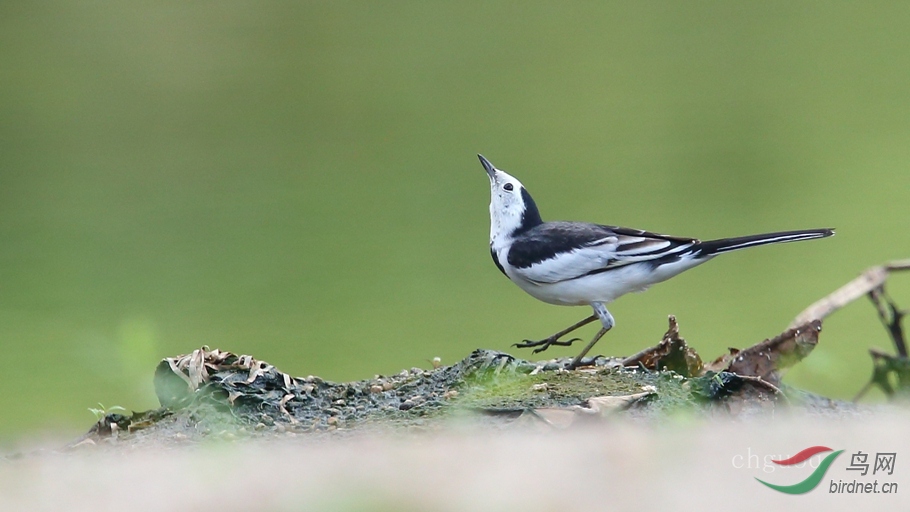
[514,314,598,354]
[568,303,614,369]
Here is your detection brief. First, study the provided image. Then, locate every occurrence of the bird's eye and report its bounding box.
[503,183,514,191]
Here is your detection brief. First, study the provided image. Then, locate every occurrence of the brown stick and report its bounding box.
[789,259,910,329]
[568,327,608,369]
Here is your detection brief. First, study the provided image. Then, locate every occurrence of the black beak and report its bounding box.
[478,154,496,179]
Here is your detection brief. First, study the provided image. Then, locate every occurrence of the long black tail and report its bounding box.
[695,228,835,257]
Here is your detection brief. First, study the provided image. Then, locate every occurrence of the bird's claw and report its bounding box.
[514,336,582,354]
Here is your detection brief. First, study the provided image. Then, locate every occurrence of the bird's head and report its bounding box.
[478,154,542,247]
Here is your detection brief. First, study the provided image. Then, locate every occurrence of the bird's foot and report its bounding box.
[514,337,582,354]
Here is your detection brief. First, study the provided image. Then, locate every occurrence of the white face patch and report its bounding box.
[488,169,527,247]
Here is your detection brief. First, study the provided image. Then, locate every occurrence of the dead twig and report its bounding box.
[790,259,910,328]
[789,258,910,401]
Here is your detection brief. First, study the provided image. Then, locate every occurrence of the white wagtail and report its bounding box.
[479,154,834,368]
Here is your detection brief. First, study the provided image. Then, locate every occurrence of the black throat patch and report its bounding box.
[515,187,543,235]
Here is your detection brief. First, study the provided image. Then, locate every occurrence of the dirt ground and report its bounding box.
[2,409,907,512]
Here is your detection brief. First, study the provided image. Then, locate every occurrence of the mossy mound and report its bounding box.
[76,342,853,448]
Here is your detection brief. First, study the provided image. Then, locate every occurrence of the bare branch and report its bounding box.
[789,259,910,329]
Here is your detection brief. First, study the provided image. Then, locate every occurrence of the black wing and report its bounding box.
[507,222,699,284]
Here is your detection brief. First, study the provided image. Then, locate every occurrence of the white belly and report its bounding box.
[504,255,712,306]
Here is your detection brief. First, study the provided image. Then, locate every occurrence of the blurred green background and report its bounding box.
[2,1,909,440]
